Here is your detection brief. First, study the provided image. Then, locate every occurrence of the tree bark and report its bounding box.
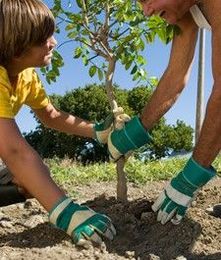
[105,58,128,202]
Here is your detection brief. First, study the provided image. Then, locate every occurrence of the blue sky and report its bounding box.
[16,1,213,134]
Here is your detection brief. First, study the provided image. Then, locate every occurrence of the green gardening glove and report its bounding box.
[94,113,114,144]
[108,116,152,161]
[49,196,116,246]
[152,157,216,225]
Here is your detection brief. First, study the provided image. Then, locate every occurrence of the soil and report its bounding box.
[1,177,221,260]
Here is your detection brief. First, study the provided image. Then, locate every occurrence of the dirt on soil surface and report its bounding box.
[1,177,221,260]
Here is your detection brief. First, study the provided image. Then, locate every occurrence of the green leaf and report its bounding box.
[65,23,76,31]
[67,31,78,39]
[76,0,83,8]
[82,56,89,66]
[74,47,82,58]
[97,69,104,81]
[145,32,155,43]
[132,72,139,81]
[131,65,138,75]
[125,60,133,70]
[149,76,159,87]
[89,66,97,77]
[137,55,146,66]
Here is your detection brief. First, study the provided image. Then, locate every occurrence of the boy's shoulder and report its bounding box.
[0,66,12,89]
[0,67,40,90]
[20,68,38,84]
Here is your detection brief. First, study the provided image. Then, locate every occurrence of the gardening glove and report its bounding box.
[108,116,152,161]
[152,157,216,225]
[94,113,114,144]
[49,196,116,246]
[93,106,130,145]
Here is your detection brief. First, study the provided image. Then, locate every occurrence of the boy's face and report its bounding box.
[139,0,192,24]
[18,36,57,68]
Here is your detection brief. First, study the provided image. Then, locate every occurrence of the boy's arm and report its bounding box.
[0,118,116,245]
[0,118,64,211]
[34,103,95,138]
[140,0,197,23]
[34,103,114,144]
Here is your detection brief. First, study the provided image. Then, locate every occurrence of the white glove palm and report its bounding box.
[152,158,216,225]
[49,197,116,246]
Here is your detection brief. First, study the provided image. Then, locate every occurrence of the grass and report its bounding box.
[46,156,221,184]
[44,156,196,184]
[45,156,221,198]
[46,156,221,186]
[44,156,221,197]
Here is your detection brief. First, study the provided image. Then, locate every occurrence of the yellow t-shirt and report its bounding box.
[0,66,50,118]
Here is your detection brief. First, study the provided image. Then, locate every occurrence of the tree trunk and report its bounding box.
[105,58,127,202]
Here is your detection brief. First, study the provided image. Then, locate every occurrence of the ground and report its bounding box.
[1,178,221,260]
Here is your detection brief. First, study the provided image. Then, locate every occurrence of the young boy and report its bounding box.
[0,0,116,246]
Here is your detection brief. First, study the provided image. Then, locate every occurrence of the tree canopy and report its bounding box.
[43,0,177,87]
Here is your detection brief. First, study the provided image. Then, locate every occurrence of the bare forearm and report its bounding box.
[2,147,64,211]
[141,13,197,130]
[194,2,221,167]
[141,69,188,129]
[48,112,94,137]
[193,90,221,167]
[36,105,94,138]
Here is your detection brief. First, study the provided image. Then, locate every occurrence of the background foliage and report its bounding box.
[25,84,193,162]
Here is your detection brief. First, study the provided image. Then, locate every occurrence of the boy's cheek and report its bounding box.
[143,8,154,16]
[140,2,154,16]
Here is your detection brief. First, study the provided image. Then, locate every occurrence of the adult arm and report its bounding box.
[106,13,199,161]
[192,0,221,167]
[152,0,221,225]
[141,12,199,129]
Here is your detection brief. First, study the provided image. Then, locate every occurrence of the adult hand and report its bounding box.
[108,116,152,161]
[49,197,116,246]
[152,158,216,224]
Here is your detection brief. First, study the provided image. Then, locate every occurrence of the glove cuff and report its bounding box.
[183,157,216,188]
[49,196,72,226]
[93,113,114,132]
[110,116,152,154]
[94,113,114,144]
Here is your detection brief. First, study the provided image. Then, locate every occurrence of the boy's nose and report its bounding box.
[48,36,57,49]
[49,36,57,48]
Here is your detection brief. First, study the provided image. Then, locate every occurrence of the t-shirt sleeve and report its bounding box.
[25,70,50,109]
[0,85,14,118]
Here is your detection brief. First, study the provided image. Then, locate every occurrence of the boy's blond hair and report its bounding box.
[0,0,55,65]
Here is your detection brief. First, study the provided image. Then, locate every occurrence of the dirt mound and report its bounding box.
[1,178,221,260]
